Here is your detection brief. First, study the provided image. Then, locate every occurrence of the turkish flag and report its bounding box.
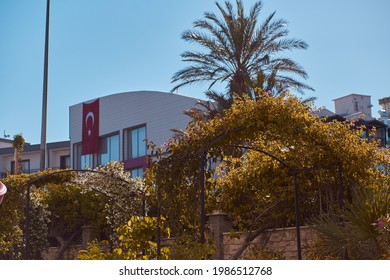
[82,99,99,155]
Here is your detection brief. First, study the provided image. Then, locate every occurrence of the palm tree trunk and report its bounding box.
[14,149,19,174]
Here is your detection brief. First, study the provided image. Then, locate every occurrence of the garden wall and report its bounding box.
[42,213,318,260]
[222,226,317,260]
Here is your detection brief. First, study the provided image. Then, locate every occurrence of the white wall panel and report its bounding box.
[69,91,199,167]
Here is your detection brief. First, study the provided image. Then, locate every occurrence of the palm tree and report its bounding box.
[306,186,390,259]
[171,0,313,99]
[12,133,25,174]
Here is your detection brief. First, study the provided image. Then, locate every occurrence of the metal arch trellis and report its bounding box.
[152,124,345,259]
[24,168,146,260]
[196,127,344,260]
[228,144,344,260]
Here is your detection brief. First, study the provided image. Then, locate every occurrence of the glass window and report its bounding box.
[11,160,30,174]
[99,134,120,165]
[127,126,146,159]
[131,167,144,178]
[354,101,359,112]
[81,154,93,169]
[21,160,30,173]
[75,143,93,169]
[60,156,71,169]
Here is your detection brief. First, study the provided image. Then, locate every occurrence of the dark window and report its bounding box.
[11,159,30,174]
[60,155,71,169]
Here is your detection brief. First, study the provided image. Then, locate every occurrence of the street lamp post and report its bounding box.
[40,0,50,171]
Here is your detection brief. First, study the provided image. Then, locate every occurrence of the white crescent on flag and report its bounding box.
[85,112,95,136]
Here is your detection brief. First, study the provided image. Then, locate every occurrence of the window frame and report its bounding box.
[73,142,95,170]
[130,167,144,178]
[11,159,30,174]
[60,155,71,169]
[123,124,147,160]
[98,131,120,166]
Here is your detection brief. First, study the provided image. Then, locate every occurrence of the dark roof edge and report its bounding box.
[0,140,70,155]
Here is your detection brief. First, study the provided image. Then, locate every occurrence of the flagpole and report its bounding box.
[40,0,50,171]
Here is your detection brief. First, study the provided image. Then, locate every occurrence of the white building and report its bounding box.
[0,91,199,178]
[0,140,70,178]
[0,138,13,149]
[333,93,373,117]
[69,91,199,177]
[379,97,390,114]
[314,93,387,146]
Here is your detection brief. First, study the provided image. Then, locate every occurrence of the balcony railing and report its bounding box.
[0,167,70,179]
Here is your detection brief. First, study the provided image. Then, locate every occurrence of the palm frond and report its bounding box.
[171,0,313,106]
[307,186,389,259]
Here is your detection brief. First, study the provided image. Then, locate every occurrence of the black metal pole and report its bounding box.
[40,0,50,171]
[293,171,302,260]
[200,151,206,244]
[142,193,146,217]
[24,182,31,259]
[156,184,161,257]
[338,163,344,209]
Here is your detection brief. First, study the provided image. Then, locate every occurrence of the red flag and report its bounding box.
[82,99,99,155]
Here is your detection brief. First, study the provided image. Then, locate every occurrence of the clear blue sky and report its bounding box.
[1,0,389,144]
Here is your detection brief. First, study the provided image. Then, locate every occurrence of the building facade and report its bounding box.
[314,93,387,146]
[0,140,70,178]
[69,91,199,177]
[2,91,387,178]
[0,91,199,178]
[333,93,373,117]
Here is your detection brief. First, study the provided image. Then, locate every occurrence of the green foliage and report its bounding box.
[246,245,285,260]
[77,240,110,260]
[305,186,390,259]
[375,216,390,259]
[147,91,390,247]
[12,133,25,151]
[41,182,106,247]
[0,226,23,259]
[27,191,51,259]
[0,163,160,260]
[0,170,75,259]
[78,216,170,260]
[114,216,169,260]
[76,161,148,245]
[0,175,26,259]
[169,234,216,260]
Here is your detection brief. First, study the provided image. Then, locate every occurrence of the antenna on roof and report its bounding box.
[3,130,10,139]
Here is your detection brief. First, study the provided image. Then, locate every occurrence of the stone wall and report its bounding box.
[42,225,98,260]
[223,226,318,260]
[43,246,82,260]
[41,215,318,260]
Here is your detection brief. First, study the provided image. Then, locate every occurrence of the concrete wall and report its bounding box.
[0,144,70,175]
[0,151,40,172]
[0,139,13,148]
[0,154,13,173]
[21,152,41,171]
[49,148,70,169]
[334,93,372,117]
